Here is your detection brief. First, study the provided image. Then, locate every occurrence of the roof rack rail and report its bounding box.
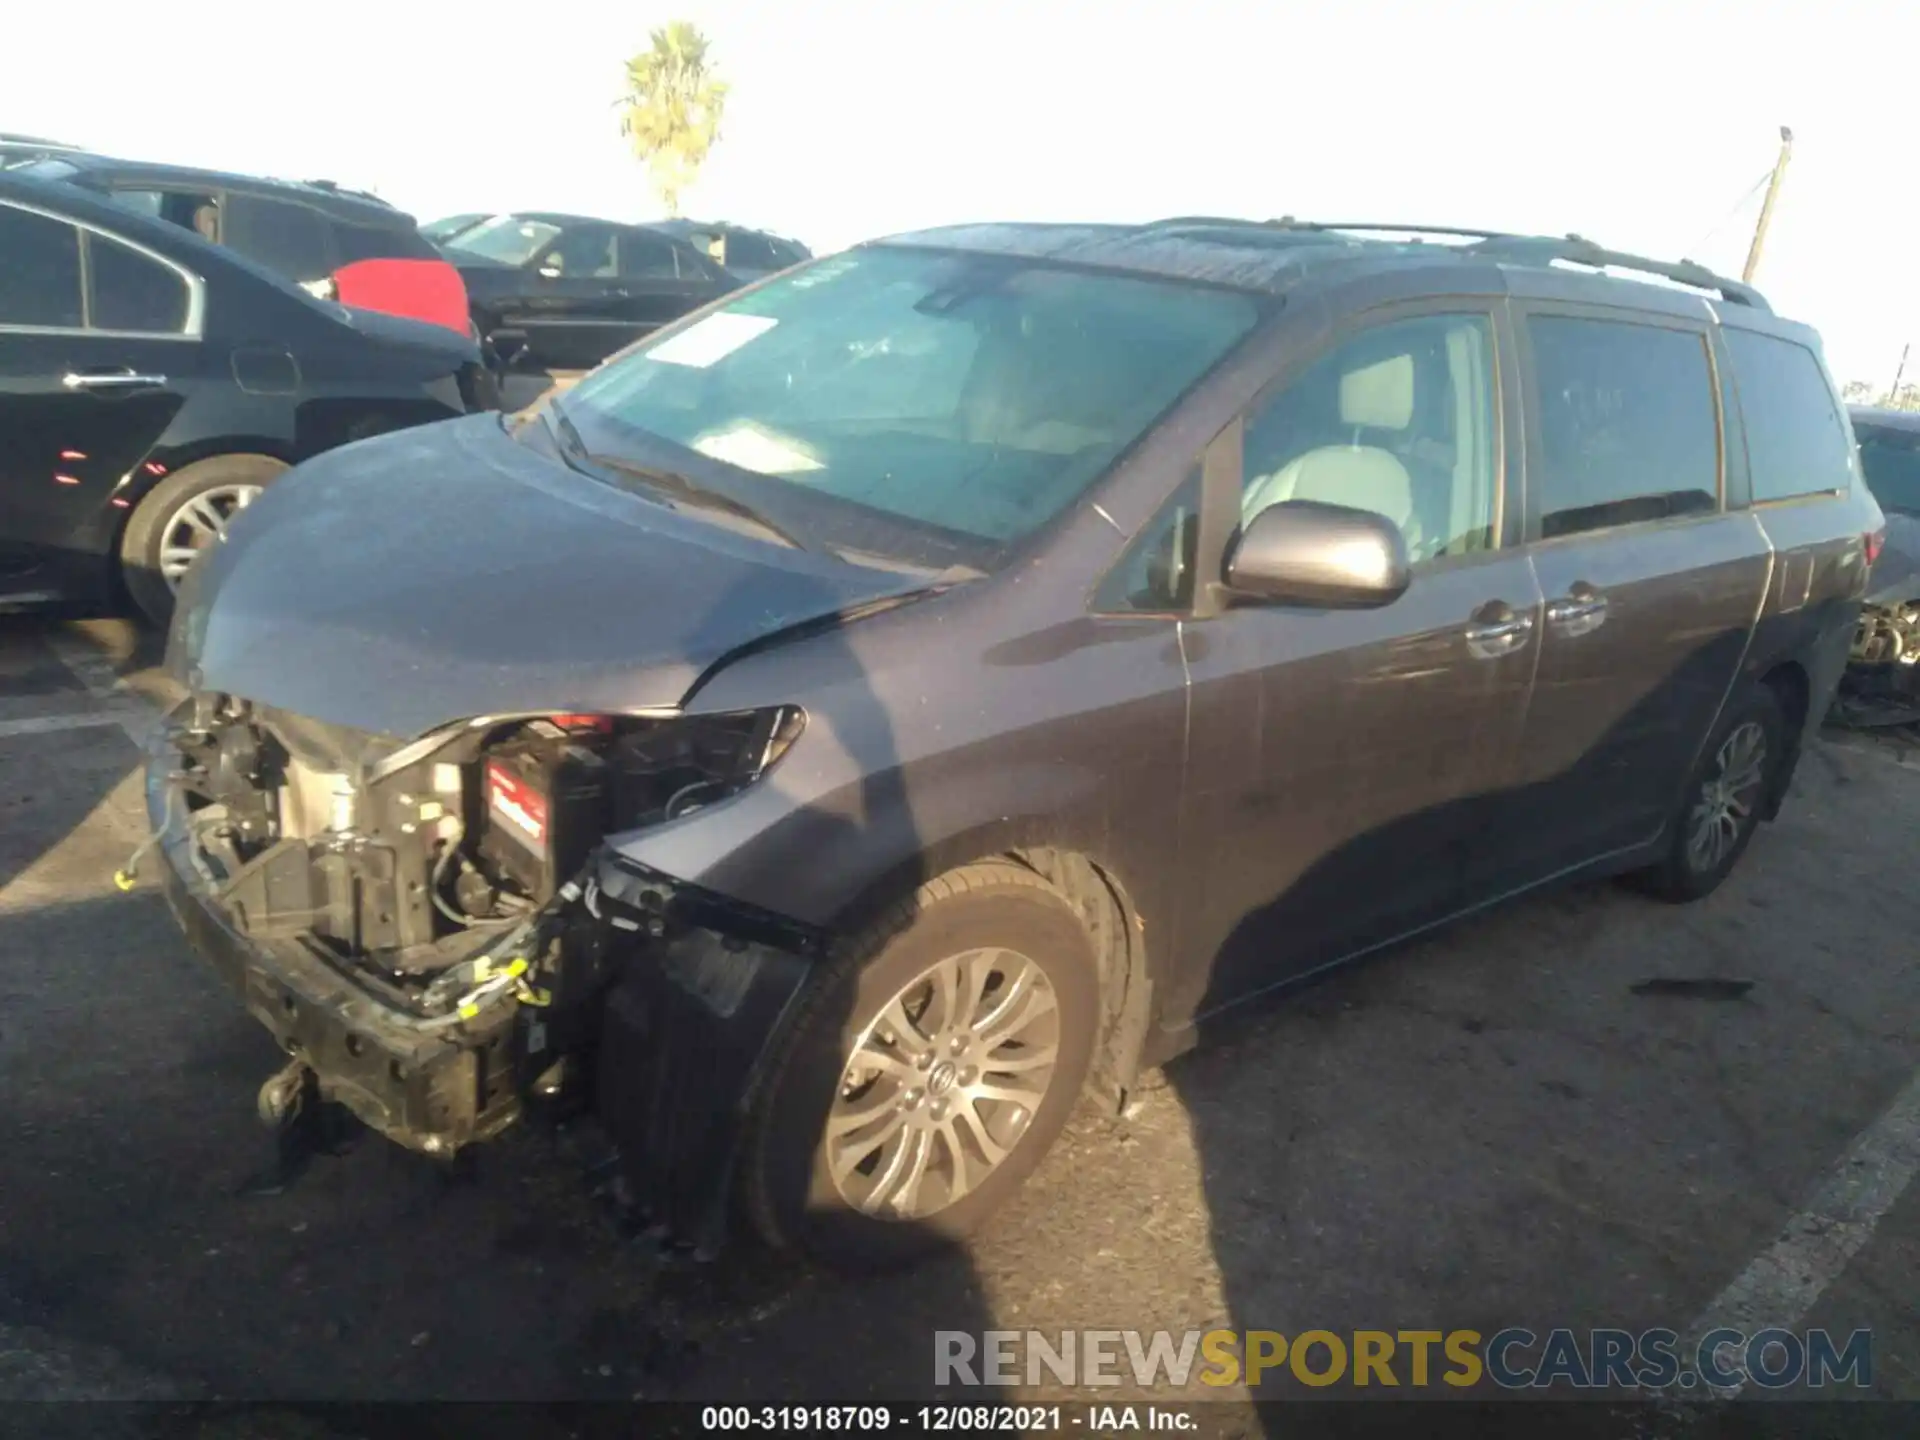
[1146,217,1529,241]
[1140,217,1769,310]
[1465,232,1768,310]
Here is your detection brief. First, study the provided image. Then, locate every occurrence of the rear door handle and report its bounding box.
[1465,600,1535,659]
[63,371,167,390]
[1545,584,1609,638]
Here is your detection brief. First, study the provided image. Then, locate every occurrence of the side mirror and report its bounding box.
[1224,500,1411,608]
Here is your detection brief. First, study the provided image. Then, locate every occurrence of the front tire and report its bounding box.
[1628,682,1787,903]
[120,453,287,626]
[742,862,1100,1271]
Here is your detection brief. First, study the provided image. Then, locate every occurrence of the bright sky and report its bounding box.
[7,0,1917,385]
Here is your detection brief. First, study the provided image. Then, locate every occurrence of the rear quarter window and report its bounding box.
[334,217,439,265]
[1724,329,1855,502]
[222,193,336,282]
[88,232,190,333]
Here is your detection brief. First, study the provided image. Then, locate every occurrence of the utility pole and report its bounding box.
[1892,344,1911,407]
[1742,126,1794,284]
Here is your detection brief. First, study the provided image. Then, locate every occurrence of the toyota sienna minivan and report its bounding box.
[143,217,1882,1268]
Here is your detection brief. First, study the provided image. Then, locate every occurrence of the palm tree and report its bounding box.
[618,22,729,217]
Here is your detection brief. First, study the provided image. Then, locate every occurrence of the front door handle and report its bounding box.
[63,371,167,390]
[1545,583,1609,638]
[1465,600,1535,659]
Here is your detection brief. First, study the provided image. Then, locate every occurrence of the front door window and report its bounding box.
[1240,313,1500,564]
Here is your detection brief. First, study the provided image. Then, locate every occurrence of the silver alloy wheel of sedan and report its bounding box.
[1686,719,1767,873]
[828,947,1062,1221]
[157,483,263,588]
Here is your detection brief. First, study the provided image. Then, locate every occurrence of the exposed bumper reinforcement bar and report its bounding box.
[146,743,521,1153]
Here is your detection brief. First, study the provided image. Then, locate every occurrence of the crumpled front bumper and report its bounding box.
[146,723,824,1251]
[145,733,521,1153]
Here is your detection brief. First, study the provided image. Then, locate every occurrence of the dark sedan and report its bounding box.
[443,211,737,371]
[0,170,486,623]
[23,153,474,339]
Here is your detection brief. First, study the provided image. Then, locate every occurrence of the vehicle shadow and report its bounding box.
[1161,649,1913,1424]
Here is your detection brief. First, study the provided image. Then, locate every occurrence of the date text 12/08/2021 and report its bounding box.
[699,1405,1194,1431]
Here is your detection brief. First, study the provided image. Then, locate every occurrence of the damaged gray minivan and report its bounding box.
[146,219,1883,1268]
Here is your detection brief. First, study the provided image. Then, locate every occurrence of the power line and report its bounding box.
[1681,167,1775,258]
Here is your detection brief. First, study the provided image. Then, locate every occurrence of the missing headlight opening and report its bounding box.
[150,695,810,1229]
[166,699,802,959]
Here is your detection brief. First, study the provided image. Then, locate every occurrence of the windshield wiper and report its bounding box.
[544,399,816,553]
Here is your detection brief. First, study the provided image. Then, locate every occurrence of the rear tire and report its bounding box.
[120,454,287,627]
[742,862,1100,1272]
[1626,682,1787,903]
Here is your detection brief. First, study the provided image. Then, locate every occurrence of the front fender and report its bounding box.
[605,753,1116,933]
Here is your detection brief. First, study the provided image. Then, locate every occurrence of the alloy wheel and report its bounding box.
[1686,720,1768,873]
[828,947,1061,1221]
[158,484,263,588]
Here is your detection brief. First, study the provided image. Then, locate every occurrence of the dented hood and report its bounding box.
[170,414,927,739]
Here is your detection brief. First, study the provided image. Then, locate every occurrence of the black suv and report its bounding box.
[0,170,484,623]
[147,218,1880,1269]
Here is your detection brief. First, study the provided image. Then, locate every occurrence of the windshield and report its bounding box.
[1857,423,1920,515]
[559,247,1261,568]
[444,214,560,266]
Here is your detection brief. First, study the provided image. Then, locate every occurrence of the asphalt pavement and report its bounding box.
[1,614,1916,1429]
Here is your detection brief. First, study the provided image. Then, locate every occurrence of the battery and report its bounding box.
[477,738,609,900]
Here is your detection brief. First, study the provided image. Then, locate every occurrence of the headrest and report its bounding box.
[1338,353,1414,431]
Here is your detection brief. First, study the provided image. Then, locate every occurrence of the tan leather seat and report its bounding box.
[1241,352,1420,554]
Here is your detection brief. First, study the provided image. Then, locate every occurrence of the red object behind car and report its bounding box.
[333,257,470,336]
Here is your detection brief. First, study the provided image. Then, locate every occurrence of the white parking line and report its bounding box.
[39,626,161,745]
[1684,1068,1920,1394]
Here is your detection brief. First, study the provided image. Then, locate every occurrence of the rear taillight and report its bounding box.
[1866,528,1886,567]
[548,713,615,734]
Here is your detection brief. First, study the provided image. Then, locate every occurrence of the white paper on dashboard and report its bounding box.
[645,312,779,369]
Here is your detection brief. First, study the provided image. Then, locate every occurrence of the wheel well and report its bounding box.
[1003,848,1152,1108]
[823,843,1154,1109]
[1758,659,1810,735]
[1756,659,1812,819]
[112,450,290,591]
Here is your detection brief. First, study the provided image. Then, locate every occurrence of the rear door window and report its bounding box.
[725,232,779,270]
[87,233,191,333]
[0,202,83,328]
[1526,314,1720,538]
[617,229,681,280]
[1724,329,1854,502]
[539,225,619,278]
[334,217,436,264]
[221,193,337,282]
